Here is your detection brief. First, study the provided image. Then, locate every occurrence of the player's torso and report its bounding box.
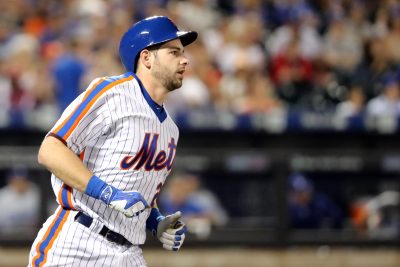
[83,95,179,199]
[51,73,179,244]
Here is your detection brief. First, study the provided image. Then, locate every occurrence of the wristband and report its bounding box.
[146,207,165,235]
[85,175,108,199]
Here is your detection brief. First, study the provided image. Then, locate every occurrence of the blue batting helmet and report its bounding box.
[119,16,198,73]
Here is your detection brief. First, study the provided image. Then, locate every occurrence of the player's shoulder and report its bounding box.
[103,72,134,83]
[85,72,139,97]
[91,72,136,89]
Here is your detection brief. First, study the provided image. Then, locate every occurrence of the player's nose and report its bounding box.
[180,55,189,66]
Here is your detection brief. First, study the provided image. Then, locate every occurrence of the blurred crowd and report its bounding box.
[1,0,400,130]
[288,172,400,238]
[0,167,40,237]
[159,171,228,238]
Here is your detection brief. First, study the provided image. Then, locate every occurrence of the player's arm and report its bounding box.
[146,203,187,251]
[38,135,92,192]
[38,134,148,217]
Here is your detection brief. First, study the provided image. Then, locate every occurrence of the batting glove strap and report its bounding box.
[85,175,148,218]
[146,208,165,235]
[85,175,115,201]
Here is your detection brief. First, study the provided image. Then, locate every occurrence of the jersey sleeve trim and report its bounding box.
[47,132,67,146]
[53,73,134,141]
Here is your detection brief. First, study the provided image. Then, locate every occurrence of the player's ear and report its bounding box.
[138,49,152,70]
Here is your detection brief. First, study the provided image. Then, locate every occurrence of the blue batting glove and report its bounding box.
[86,175,148,217]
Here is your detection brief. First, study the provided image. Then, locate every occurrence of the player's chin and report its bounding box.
[168,79,183,91]
[176,79,183,87]
[167,85,181,92]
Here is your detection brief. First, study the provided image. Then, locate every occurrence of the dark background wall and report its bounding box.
[1,129,399,247]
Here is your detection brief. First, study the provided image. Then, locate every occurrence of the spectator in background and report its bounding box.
[216,14,266,75]
[0,60,12,127]
[321,15,363,84]
[1,11,57,130]
[170,0,221,33]
[352,35,395,101]
[385,1,400,65]
[365,190,400,239]
[335,85,365,119]
[269,38,313,107]
[159,171,228,238]
[1,33,39,128]
[265,4,321,60]
[288,173,344,229]
[234,72,284,115]
[366,74,400,118]
[51,37,86,114]
[0,167,40,236]
[347,0,373,40]
[350,185,400,239]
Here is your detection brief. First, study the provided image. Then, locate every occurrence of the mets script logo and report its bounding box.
[120,133,177,171]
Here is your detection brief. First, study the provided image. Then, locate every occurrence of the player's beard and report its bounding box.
[152,60,183,92]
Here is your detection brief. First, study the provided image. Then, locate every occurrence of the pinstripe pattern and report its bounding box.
[29,72,178,266]
[28,208,147,266]
[31,207,70,266]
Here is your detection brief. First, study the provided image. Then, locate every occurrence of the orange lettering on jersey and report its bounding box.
[120,133,177,172]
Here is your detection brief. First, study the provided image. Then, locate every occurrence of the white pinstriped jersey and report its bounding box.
[48,72,179,245]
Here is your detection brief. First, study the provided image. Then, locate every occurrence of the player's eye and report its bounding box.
[170,50,182,56]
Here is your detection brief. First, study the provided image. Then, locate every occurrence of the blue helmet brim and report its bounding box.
[177,31,198,47]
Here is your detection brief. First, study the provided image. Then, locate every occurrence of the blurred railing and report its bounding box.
[173,110,400,134]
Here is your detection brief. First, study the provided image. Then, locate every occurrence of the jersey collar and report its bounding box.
[131,72,167,123]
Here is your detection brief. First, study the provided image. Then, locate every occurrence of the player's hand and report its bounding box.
[100,185,149,217]
[156,211,187,251]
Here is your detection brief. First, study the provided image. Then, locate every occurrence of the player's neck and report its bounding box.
[136,72,167,105]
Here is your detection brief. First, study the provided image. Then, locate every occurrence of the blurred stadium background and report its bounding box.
[0,0,399,266]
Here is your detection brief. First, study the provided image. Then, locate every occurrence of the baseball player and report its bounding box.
[28,16,197,267]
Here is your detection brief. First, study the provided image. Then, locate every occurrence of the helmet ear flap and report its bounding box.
[118,16,197,73]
